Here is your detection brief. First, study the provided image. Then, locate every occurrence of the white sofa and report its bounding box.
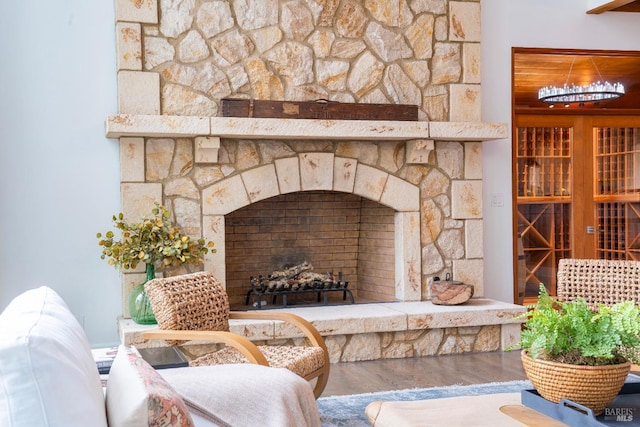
[0,286,321,427]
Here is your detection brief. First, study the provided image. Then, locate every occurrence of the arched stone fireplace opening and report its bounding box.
[202,152,421,307]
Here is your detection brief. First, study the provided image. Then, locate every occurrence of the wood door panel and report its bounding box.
[514,115,640,301]
[514,116,575,299]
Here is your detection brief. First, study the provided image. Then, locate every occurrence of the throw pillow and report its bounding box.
[0,286,107,427]
[105,345,194,427]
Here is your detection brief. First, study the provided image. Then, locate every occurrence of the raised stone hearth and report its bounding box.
[119,300,525,363]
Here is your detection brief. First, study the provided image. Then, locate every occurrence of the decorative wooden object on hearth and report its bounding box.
[430,273,474,305]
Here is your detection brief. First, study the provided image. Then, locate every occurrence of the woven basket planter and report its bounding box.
[521,350,630,415]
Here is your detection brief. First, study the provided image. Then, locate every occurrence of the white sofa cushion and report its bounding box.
[106,345,193,427]
[0,286,107,426]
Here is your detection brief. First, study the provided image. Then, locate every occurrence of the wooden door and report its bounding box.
[514,115,578,302]
[514,115,640,303]
[592,117,640,260]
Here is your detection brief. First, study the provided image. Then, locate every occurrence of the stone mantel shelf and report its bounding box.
[105,114,508,142]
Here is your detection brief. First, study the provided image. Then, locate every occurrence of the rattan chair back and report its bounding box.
[556,258,640,309]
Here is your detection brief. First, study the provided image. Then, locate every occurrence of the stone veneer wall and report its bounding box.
[113,0,485,316]
[178,324,505,363]
[320,325,504,362]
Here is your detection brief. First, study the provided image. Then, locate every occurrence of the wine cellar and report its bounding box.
[516,121,640,300]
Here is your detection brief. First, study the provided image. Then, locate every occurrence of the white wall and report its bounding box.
[481,0,640,302]
[0,1,121,346]
[1,1,639,346]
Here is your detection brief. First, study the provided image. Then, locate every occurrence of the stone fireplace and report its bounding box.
[110,0,524,361]
[208,156,421,307]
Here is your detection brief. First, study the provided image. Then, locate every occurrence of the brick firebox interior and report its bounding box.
[225,190,395,306]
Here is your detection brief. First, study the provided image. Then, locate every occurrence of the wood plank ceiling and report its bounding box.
[513,3,640,112]
[513,49,640,111]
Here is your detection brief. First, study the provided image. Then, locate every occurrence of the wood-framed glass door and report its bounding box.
[514,115,640,304]
[593,122,640,260]
[514,115,581,303]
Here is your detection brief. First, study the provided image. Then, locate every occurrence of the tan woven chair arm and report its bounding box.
[229,311,327,352]
[140,329,269,365]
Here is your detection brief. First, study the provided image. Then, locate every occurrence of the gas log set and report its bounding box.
[245,262,354,309]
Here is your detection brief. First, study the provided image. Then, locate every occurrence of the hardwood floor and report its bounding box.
[321,350,527,397]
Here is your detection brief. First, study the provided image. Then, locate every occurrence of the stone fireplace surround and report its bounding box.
[110,0,525,361]
[107,115,505,307]
[110,115,526,362]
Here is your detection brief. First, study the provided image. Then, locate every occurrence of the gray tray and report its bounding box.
[521,383,640,426]
[138,346,188,370]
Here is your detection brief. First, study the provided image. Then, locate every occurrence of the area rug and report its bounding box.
[316,380,533,427]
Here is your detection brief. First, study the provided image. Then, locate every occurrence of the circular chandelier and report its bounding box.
[538,81,625,104]
[537,57,625,106]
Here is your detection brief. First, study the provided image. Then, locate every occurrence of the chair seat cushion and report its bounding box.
[190,345,325,378]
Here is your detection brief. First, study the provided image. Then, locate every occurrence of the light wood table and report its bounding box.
[364,393,568,426]
[500,405,568,426]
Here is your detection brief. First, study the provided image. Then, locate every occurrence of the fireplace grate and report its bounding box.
[245,272,354,309]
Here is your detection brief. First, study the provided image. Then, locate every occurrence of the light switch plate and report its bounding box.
[491,193,504,207]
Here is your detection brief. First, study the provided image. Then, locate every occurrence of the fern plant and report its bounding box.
[514,285,640,366]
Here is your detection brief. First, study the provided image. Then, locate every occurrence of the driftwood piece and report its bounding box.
[431,282,474,305]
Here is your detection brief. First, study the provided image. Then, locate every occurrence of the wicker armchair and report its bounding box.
[139,271,330,398]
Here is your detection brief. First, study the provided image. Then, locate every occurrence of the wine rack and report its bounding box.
[517,127,571,198]
[516,126,572,298]
[594,127,640,260]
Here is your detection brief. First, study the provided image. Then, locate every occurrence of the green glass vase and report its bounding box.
[128,263,157,325]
